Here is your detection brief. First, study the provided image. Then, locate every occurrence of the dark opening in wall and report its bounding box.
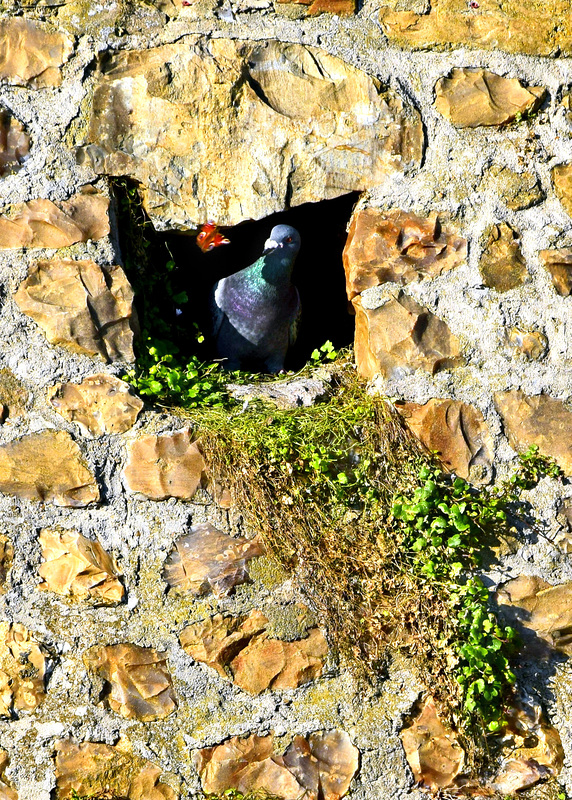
[164,192,359,371]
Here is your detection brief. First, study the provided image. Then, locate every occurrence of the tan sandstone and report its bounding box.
[49,374,143,437]
[0,430,99,507]
[397,399,493,483]
[0,190,109,249]
[54,739,177,800]
[539,248,572,296]
[343,209,466,300]
[494,391,572,475]
[195,730,359,800]
[163,523,265,596]
[0,622,47,716]
[85,643,177,721]
[378,0,572,57]
[84,39,423,229]
[180,611,328,693]
[123,430,205,500]
[352,292,464,379]
[434,69,545,127]
[0,18,73,88]
[14,258,138,362]
[38,528,124,604]
[479,223,527,292]
[276,0,355,14]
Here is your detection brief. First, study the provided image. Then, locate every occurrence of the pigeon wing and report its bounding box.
[210,280,227,340]
[289,287,301,347]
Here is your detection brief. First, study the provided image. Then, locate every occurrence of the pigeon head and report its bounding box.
[263,225,301,258]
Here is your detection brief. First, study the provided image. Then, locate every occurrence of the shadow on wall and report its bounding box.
[165,192,360,371]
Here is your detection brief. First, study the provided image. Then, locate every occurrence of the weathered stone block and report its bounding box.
[397,399,493,483]
[539,248,572,295]
[0,622,47,717]
[507,328,547,361]
[497,575,572,655]
[379,0,572,56]
[435,69,545,127]
[552,163,572,217]
[195,731,359,800]
[0,750,17,800]
[49,374,143,437]
[343,209,466,301]
[54,739,178,800]
[0,430,99,507]
[0,109,29,178]
[180,611,328,693]
[0,18,73,88]
[275,0,355,15]
[84,39,423,229]
[0,535,12,594]
[352,292,464,379]
[123,430,205,500]
[38,528,124,604]
[0,190,109,249]
[494,391,572,475]
[85,643,177,721]
[400,696,465,791]
[479,223,527,292]
[163,523,264,596]
[14,258,138,362]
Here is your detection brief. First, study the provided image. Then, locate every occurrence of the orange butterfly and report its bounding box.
[196,222,230,253]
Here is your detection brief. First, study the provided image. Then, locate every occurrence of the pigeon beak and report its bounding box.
[263,238,280,255]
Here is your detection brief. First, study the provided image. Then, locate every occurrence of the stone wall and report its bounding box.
[0,1,572,798]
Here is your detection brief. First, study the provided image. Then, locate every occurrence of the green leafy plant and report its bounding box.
[310,340,338,364]
[390,445,560,735]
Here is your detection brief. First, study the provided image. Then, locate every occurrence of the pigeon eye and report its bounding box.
[285,236,292,242]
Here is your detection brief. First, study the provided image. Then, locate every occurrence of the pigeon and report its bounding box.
[211,224,301,372]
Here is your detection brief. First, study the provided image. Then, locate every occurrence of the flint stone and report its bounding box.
[0,191,109,249]
[0,622,47,717]
[180,610,328,693]
[84,39,423,230]
[123,430,205,500]
[507,327,547,361]
[0,109,29,177]
[497,575,572,654]
[434,69,545,127]
[539,248,572,295]
[352,292,464,379]
[163,523,264,596]
[49,374,143,437]
[38,528,124,604]
[479,222,527,292]
[397,399,493,483]
[275,0,355,15]
[0,536,13,593]
[54,739,177,800]
[195,730,359,800]
[494,391,572,475]
[491,700,563,793]
[378,0,572,56]
[343,208,466,300]
[14,258,138,362]
[484,165,544,211]
[0,750,16,800]
[0,18,73,88]
[0,430,99,507]
[400,696,465,791]
[0,370,28,420]
[552,163,572,217]
[84,643,177,721]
